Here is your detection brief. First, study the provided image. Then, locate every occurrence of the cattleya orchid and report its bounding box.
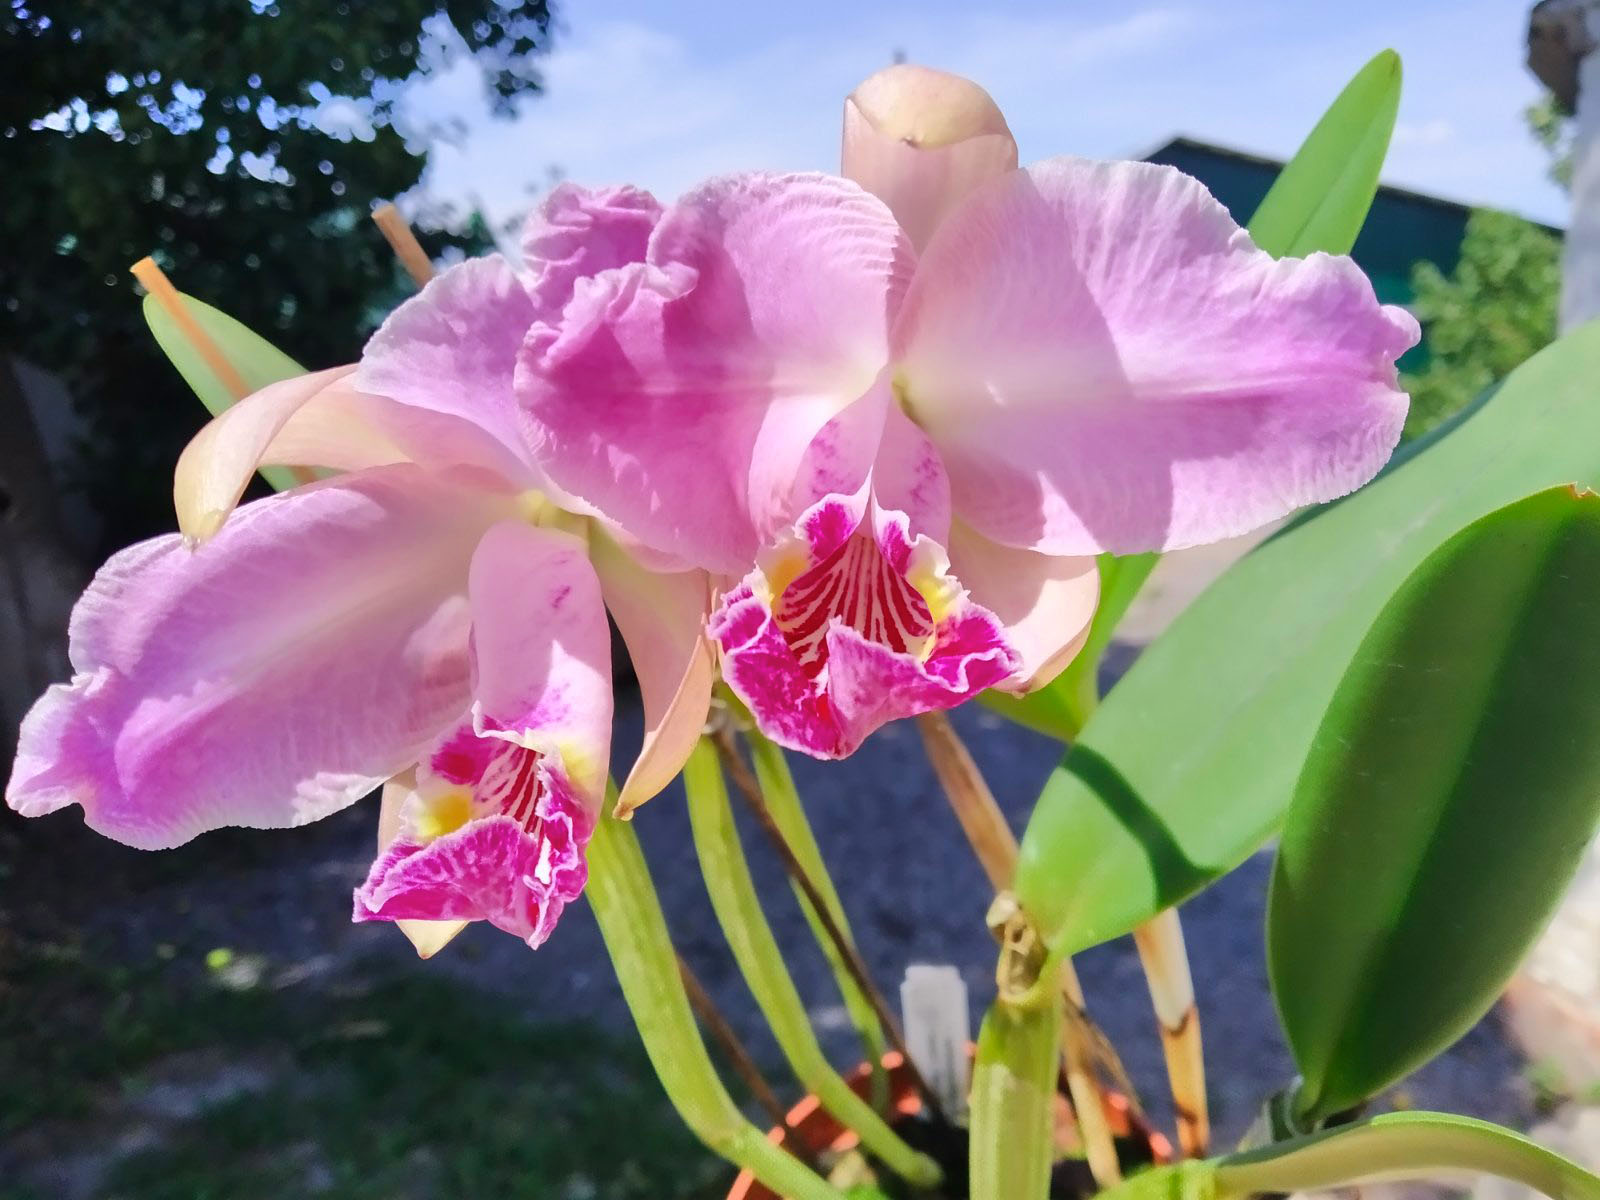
[3,231,716,951]
[4,61,1417,952]
[512,64,1420,761]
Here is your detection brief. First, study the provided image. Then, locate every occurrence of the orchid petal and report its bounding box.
[522,182,662,311]
[894,157,1419,555]
[354,517,613,951]
[353,577,606,953]
[711,495,1016,757]
[174,362,536,543]
[946,521,1098,692]
[354,795,591,949]
[843,64,1018,251]
[173,365,391,541]
[519,171,912,573]
[467,521,613,813]
[6,465,510,848]
[357,255,543,486]
[589,528,713,817]
[867,403,952,542]
[376,775,469,958]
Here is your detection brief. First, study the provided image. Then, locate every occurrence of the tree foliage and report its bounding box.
[0,2,552,551]
[1400,209,1562,436]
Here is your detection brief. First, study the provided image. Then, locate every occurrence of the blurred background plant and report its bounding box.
[1399,94,1571,436]
[0,2,545,553]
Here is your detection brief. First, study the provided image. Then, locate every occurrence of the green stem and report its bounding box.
[587,797,843,1200]
[1214,1112,1600,1200]
[969,969,1063,1200]
[684,742,942,1190]
[743,726,891,1106]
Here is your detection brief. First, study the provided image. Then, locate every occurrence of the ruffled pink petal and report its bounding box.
[893,157,1420,556]
[6,465,512,849]
[842,64,1018,251]
[946,521,1098,692]
[467,521,614,812]
[353,713,596,948]
[710,495,1017,758]
[521,182,662,311]
[375,774,468,958]
[357,255,544,486]
[518,172,912,574]
[588,530,712,816]
[172,366,393,541]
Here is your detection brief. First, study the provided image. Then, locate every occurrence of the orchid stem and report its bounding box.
[587,796,844,1200]
[677,951,797,1140]
[372,202,436,287]
[685,741,943,1190]
[741,725,891,1111]
[709,725,948,1127]
[1133,909,1209,1157]
[914,710,1124,1187]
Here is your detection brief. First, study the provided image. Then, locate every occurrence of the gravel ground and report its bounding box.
[1,643,1537,1159]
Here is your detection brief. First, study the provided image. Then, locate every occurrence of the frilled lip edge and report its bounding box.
[710,581,1018,759]
[352,792,594,950]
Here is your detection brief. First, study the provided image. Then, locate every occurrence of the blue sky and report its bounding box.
[399,0,1568,236]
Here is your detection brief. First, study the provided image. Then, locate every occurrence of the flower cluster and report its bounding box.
[4,65,1418,952]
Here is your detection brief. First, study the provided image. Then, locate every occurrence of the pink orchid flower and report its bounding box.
[514,64,1420,761]
[5,215,715,951]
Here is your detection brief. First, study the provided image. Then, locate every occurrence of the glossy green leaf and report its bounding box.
[982,53,1401,741]
[1215,1112,1600,1200]
[142,291,305,492]
[1096,1113,1600,1200]
[1245,49,1402,258]
[1014,319,1600,955]
[1269,487,1600,1121]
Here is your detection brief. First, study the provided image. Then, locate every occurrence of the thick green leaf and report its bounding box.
[1215,1112,1600,1200]
[1246,49,1402,258]
[982,53,1401,740]
[1014,319,1600,954]
[1096,1113,1600,1200]
[142,291,305,492]
[1269,487,1600,1120]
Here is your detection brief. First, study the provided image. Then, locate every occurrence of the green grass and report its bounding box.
[1,936,728,1199]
